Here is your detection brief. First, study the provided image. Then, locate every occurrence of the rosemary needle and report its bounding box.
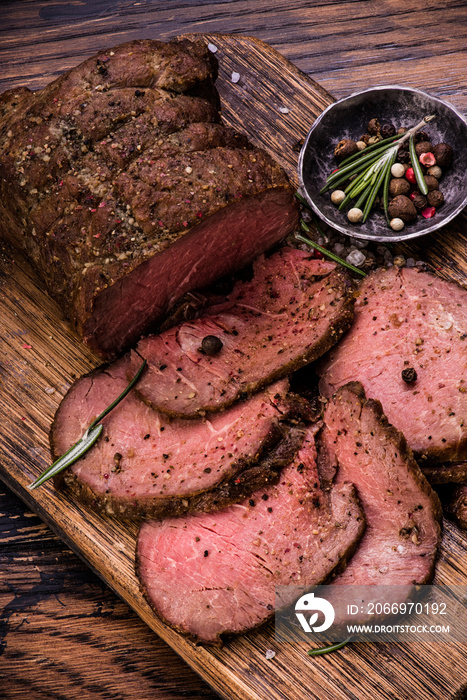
[28,359,147,490]
[307,637,352,656]
[296,224,366,277]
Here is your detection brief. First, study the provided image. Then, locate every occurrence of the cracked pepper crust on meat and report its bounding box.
[136,424,365,644]
[0,39,299,357]
[319,265,467,466]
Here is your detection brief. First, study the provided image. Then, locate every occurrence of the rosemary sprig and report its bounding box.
[296,224,366,277]
[307,636,352,656]
[321,115,436,227]
[28,359,147,490]
[294,193,366,277]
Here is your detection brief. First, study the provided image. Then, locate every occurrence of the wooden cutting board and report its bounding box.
[1,33,466,700]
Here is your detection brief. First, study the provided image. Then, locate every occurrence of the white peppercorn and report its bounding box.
[347,207,363,223]
[427,165,442,179]
[391,163,406,178]
[331,189,346,205]
[390,217,404,231]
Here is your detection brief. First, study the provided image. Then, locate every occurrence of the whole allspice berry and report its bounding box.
[402,367,418,383]
[389,178,411,197]
[414,131,429,143]
[411,193,428,210]
[432,143,453,168]
[201,335,224,355]
[424,175,439,192]
[367,118,380,135]
[396,147,410,163]
[427,190,445,207]
[415,140,433,156]
[334,138,359,161]
[388,195,417,222]
[380,123,396,138]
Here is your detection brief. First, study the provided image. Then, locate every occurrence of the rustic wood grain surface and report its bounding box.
[1,3,467,700]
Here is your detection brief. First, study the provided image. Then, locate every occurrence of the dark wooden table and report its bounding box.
[1,2,467,699]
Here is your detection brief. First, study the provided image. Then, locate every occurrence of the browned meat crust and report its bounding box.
[0,39,298,357]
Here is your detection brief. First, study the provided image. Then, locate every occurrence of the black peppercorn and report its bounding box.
[367,118,380,135]
[396,147,410,163]
[380,123,396,138]
[427,190,444,207]
[334,138,358,161]
[402,367,418,383]
[411,193,428,210]
[200,335,223,355]
[414,130,429,143]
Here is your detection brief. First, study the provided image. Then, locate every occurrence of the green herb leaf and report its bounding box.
[321,115,436,228]
[28,424,104,490]
[296,224,366,277]
[307,637,352,656]
[409,135,428,195]
[28,359,147,490]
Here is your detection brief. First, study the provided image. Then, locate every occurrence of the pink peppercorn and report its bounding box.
[405,167,416,184]
[419,152,436,167]
[422,206,436,219]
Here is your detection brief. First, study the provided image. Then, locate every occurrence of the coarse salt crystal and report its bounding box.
[346,250,366,267]
[279,106,289,114]
[231,72,240,83]
[333,242,344,255]
[265,649,276,660]
[207,43,218,53]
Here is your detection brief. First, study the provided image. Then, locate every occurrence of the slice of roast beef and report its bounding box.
[51,355,306,520]
[422,462,467,485]
[0,39,299,358]
[439,483,467,530]
[136,425,365,644]
[319,266,467,463]
[130,247,355,418]
[320,382,442,591]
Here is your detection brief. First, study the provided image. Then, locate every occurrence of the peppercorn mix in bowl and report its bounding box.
[298,85,467,242]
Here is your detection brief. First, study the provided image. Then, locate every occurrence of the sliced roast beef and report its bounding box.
[319,266,467,463]
[422,462,467,485]
[320,382,442,590]
[0,39,299,358]
[130,247,355,418]
[440,483,467,530]
[136,425,365,643]
[51,355,306,520]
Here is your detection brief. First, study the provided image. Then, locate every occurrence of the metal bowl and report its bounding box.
[297,85,467,242]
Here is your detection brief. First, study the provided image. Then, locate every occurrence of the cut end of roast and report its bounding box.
[84,186,299,357]
[0,39,299,358]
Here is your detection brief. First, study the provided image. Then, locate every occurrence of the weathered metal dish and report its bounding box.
[298,85,467,243]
